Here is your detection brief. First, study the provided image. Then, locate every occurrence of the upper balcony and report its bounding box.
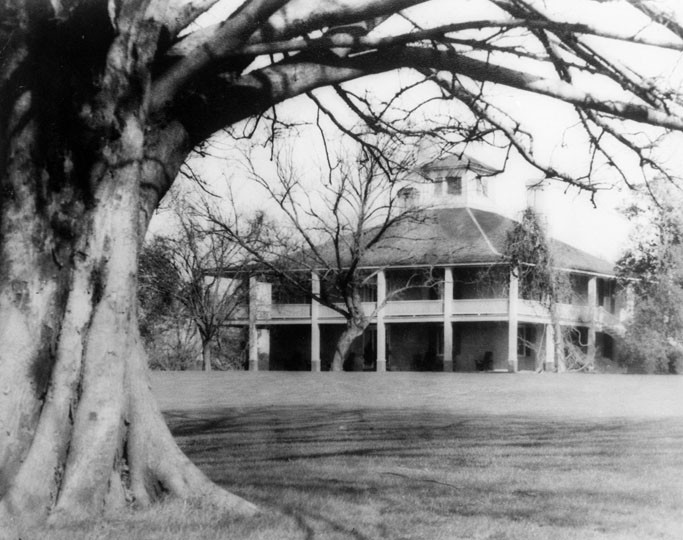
[230,269,626,332]
[251,297,626,331]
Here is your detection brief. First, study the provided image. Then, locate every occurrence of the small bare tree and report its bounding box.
[144,205,251,371]
[214,138,432,371]
[138,236,197,370]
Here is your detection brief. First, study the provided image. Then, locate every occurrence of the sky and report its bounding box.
[151,0,683,263]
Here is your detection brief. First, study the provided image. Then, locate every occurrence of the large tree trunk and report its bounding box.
[0,6,256,531]
[331,319,368,372]
[0,127,257,530]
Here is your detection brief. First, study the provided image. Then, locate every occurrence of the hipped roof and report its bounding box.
[331,207,615,275]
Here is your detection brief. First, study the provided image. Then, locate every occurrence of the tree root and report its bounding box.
[0,299,258,532]
[126,338,259,517]
[0,134,258,531]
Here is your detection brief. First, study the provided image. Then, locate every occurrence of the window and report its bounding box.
[446,176,462,195]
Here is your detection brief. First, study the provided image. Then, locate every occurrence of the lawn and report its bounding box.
[23,372,683,540]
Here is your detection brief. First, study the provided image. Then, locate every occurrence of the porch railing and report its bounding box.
[384,300,443,317]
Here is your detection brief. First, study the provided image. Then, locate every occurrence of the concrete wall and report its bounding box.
[387,323,442,371]
[320,324,344,371]
[319,324,377,371]
[386,269,441,301]
[517,323,545,371]
[383,321,544,372]
[454,322,508,371]
[266,320,595,372]
[269,325,311,370]
[453,267,507,300]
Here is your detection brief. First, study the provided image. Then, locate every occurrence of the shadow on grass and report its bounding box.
[163,406,683,539]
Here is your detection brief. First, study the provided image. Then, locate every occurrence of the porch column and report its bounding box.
[248,276,259,371]
[622,282,635,323]
[544,323,555,371]
[376,270,387,372]
[443,267,454,372]
[257,328,270,370]
[508,269,519,372]
[311,272,321,372]
[587,276,597,370]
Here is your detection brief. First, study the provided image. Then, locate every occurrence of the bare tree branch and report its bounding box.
[151,0,289,110]
[179,44,683,146]
[170,0,429,55]
[219,18,683,58]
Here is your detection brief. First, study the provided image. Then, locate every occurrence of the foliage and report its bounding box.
[616,185,683,374]
[212,328,249,371]
[617,291,683,374]
[138,237,182,340]
[138,237,198,370]
[146,327,199,371]
[500,208,577,370]
[506,208,558,301]
[138,209,251,371]
[481,208,565,303]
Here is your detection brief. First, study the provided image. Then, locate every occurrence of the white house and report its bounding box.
[224,155,629,372]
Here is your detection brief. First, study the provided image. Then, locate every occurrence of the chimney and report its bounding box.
[525,181,551,236]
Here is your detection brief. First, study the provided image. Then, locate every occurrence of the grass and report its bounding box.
[21,372,683,540]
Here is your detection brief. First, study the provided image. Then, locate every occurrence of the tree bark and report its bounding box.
[331,320,368,372]
[551,307,566,373]
[202,339,213,371]
[0,11,257,529]
[0,151,258,529]
[0,127,258,530]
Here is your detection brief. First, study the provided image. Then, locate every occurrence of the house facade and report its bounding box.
[227,156,630,372]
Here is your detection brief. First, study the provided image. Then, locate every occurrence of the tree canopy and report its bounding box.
[616,181,683,373]
[5,0,683,214]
